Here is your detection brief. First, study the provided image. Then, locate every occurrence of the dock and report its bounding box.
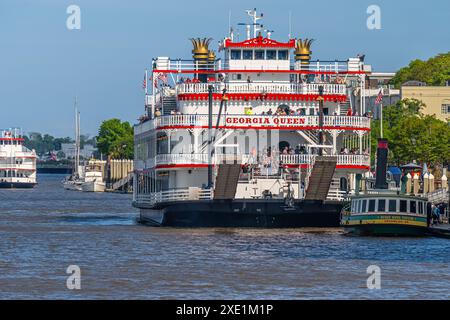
[428,224,450,239]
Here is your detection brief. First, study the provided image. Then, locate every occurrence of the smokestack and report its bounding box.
[375,139,389,189]
[295,39,314,70]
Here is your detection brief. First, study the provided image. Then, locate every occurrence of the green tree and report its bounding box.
[390,52,450,88]
[371,99,450,166]
[97,119,134,159]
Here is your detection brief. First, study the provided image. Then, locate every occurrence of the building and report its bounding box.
[60,143,96,159]
[363,72,400,119]
[401,85,450,122]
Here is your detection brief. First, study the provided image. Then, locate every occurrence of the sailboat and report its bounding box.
[63,98,84,191]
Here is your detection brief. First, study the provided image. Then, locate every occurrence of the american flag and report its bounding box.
[375,89,383,104]
[157,72,168,84]
[142,73,147,90]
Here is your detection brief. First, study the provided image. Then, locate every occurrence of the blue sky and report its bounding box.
[1,0,449,137]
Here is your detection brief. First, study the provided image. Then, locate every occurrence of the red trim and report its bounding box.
[156,125,370,132]
[155,164,209,169]
[152,164,370,170]
[0,138,24,141]
[178,93,347,102]
[336,165,370,170]
[224,36,296,48]
[153,69,367,75]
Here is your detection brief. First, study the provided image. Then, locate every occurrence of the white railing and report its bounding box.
[427,188,449,204]
[152,115,371,130]
[0,163,36,170]
[151,153,370,168]
[327,189,349,201]
[176,82,346,95]
[153,59,353,73]
[155,153,209,166]
[135,187,214,206]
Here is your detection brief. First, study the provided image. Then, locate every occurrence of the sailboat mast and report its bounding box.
[74,97,80,176]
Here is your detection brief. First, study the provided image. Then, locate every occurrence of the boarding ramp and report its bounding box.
[304,156,337,201]
[213,163,241,200]
[427,188,449,205]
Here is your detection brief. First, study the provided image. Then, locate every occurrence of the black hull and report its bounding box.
[137,199,344,228]
[0,182,36,189]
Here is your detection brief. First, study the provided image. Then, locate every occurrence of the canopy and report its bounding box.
[401,163,422,170]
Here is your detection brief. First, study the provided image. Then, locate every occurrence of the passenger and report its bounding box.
[154,108,162,117]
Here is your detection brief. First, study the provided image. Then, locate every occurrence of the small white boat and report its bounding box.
[80,160,106,192]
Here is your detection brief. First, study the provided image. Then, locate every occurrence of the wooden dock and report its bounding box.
[428,224,450,239]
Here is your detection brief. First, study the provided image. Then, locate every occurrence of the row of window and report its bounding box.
[351,198,428,215]
[230,49,289,61]
[0,140,22,145]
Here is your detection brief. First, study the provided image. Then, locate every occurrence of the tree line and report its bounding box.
[371,99,450,167]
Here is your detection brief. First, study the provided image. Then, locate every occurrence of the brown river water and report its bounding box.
[0,174,449,299]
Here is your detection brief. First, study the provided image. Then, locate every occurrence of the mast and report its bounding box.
[74,97,81,177]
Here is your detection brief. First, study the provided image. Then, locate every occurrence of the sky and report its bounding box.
[1,0,449,138]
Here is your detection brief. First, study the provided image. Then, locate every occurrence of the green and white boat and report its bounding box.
[341,191,430,236]
[341,139,431,237]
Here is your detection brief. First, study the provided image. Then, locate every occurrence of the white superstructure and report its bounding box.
[133,10,371,208]
[0,128,37,188]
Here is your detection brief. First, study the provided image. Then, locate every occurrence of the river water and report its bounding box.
[0,174,449,299]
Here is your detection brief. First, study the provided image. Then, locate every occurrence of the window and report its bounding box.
[255,50,264,60]
[266,50,276,60]
[400,200,407,213]
[358,200,362,213]
[419,201,423,214]
[378,199,386,212]
[389,199,397,212]
[243,50,253,60]
[362,200,367,213]
[278,50,288,60]
[368,199,376,212]
[410,201,417,213]
[230,50,241,60]
[441,104,450,114]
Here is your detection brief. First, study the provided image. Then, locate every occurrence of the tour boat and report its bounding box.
[341,139,431,236]
[0,128,37,188]
[133,9,372,227]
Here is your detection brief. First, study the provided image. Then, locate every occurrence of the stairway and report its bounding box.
[162,95,177,115]
[213,164,241,200]
[304,156,337,201]
[340,101,351,116]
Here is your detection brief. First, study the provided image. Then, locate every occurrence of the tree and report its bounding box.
[371,99,450,166]
[97,119,134,159]
[390,52,450,88]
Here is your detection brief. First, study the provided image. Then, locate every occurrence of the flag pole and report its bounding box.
[380,101,383,139]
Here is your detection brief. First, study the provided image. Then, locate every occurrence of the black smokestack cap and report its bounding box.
[375,138,388,189]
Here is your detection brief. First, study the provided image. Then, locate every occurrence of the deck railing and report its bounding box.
[152,153,370,168]
[135,187,214,206]
[152,114,370,130]
[176,82,346,95]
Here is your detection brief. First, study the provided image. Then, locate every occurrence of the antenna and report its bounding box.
[245,8,263,38]
[288,11,292,39]
[228,10,232,37]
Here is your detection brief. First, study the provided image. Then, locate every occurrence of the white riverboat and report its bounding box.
[0,128,37,188]
[133,9,372,227]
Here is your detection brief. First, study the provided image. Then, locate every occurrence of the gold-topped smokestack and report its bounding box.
[208,50,216,62]
[295,38,314,64]
[190,38,212,63]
